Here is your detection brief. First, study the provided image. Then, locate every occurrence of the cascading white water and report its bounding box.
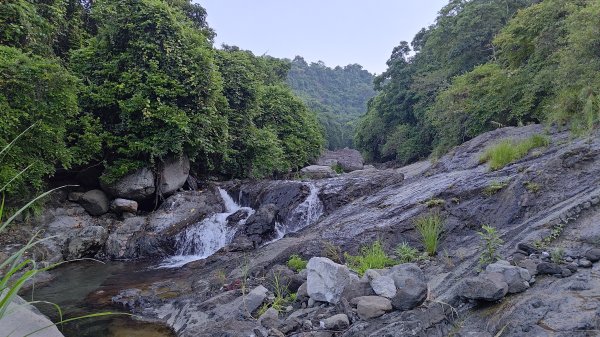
[271,183,324,241]
[159,183,324,268]
[158,188,254,268]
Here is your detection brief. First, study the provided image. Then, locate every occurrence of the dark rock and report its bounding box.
[245,203,278,246]
[104,216,146,259]
[267,265,303,293]
[100,167,155,200]
[68,191,84,202]
[341,277,375,302]
[158,155,190,196]
[386,263,427,310]
[459,272,508,301]
[537,262,563,275]
[79,189,109,216]
[584,248,600,262]
[517,242,540,255]
[258,308,279,329]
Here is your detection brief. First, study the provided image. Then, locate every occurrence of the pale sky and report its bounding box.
[195,1,448,74]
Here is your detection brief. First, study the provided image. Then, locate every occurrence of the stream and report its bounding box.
[23,183,325,336]
[24,261,176,337]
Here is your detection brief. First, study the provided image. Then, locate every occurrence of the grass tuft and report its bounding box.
[395,242,422,264]
[286,255,307,272]
[414,213,444,255]
[480,134,550,170]
[344,241,395,276]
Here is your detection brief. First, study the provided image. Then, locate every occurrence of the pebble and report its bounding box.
[565,257,574,263]
[541,252,550,258]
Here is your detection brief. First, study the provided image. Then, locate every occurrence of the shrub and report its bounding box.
[0,46,101,202]
[524,181,541,193]
[424,198,445,208]
[414,213,444,255]
[331,163,344,174]
[478,225,503,268]
[480,134,549,170]
[344,241,395,276]
[287,255,307,272]
[551,247,565,264]
[395,242,421,264]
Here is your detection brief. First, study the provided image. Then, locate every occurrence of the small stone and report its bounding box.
[308,298,315,307]
[561,268,573,278]
[578,259,593,268]
[517,243,540,255]
[565,263,578,273]
[565,257,574,263]
[584,248,600,262]
[319,314,349,330]
[583,202,591,209]
[369,275,396,298]
[591,197,600,205]
[268,328,285,337]
[541,251,550,258]
[79,189,110,216]
[110,198,138,214]
[354,296,393,320]
[286,306,293,313]
[259,308,279,329]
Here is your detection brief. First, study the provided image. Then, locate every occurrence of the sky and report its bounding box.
[195,1,448,74]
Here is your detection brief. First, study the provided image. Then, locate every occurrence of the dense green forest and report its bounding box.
[287,57,375,149]
[356,0,600,165]
[0,0,323,201]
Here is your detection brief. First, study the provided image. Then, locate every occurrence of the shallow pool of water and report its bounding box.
[22,260,176,337]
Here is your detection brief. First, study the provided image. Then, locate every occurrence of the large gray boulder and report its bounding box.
[386,263,428,310]
[317,148,364,172]
[307,257,352,304]
[101,167,156,200]
[0,293,64,337]
[63,225,108,259]
[300,165,336,179]
[485,260,531,294]
[79,189,109,216]
[459,272,509,301]
[158,155,190,196]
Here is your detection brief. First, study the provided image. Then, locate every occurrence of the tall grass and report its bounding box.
[344,240,396,276]
[0,127,120,334]
[480,134,550,170]
[414,213,444,255]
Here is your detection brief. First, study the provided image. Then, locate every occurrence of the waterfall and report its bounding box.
[271,183,324,241]
[158,188,254,268]
[159,183,324,268]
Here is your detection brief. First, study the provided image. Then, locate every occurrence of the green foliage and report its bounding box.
[414,213,444,255]
[344,241,396,276]
[535,222,566,249]
[331,163,344,174]
[477,225,503,268]
[484,181,509,197]
[356,0,536,164]
[70,0,229,180]
[480,135,549,170]
[524,181,541,193]
[287,57,375,149]
[551,247,565,264]
[424,198,445,208]
[287,255,307,272]
[0,46,100,201]
[395,242,421,264]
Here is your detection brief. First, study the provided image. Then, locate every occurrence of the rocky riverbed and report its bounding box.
[5,124,600,337]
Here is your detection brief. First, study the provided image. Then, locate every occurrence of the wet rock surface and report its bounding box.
[23,125,600,336]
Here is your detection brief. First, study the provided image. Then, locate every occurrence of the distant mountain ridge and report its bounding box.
[287,56,375,150]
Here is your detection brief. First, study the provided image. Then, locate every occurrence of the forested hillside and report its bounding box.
[357,0,600,165]
[287,57,375,149]
[0,0,324,201]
